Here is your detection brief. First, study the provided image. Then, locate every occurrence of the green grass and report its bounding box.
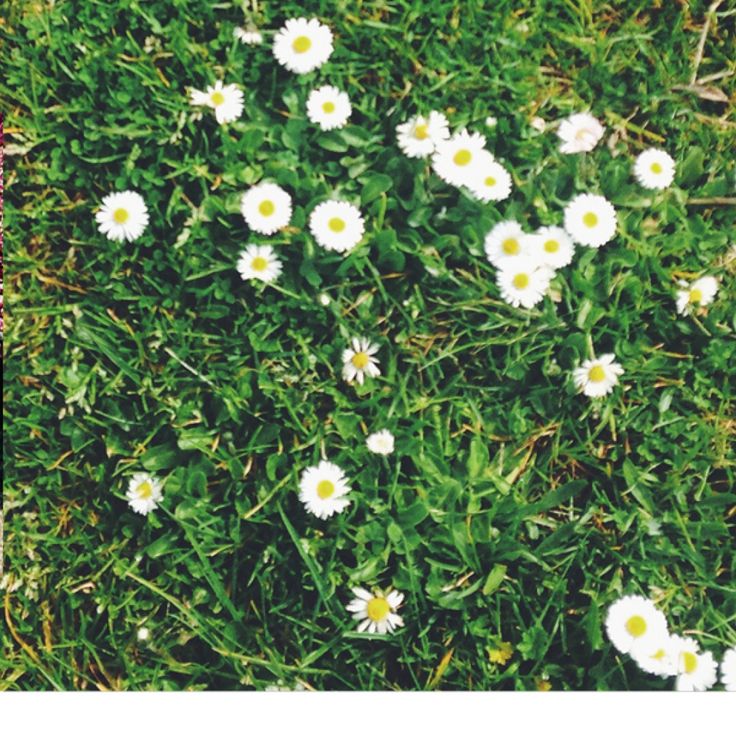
[2,0,735,691]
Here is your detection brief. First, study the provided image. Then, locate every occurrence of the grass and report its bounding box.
[1,0,735,691]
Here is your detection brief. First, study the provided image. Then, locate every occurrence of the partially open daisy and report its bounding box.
[298,460,351,519]
[720,646,736,691]
[631,634,679,678]
[496,259,553,309]
[272,17,333,75]
[634,148,675,190]
[234,27,263,45]
[342,337,380,385]
[189,81,244,124]
[240,183,292,235]
[675,275,718,315]
[573,353,624,398]
[484,220,530,267]
[396,111,450,158]
[347,587,405,634]
[236,244,282,283]
[563,193,617,248]
[126,472,163,516]
[366,430,395,456]
[605,595,668,655]
[306,85,351,130]
[531,226,575,270]
[467,152,512,202]
[557,112,604,154]
[432,130,487,187]
[309,200,365,253]
[96,191,149,242]
[670,635,718,692]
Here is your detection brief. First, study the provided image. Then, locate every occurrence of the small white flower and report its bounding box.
[604,595,668,655]
[126,472,163,516]
[234,27,263,45]
[630,634,679,678]
[467,152,512,203]
[96,191,149,242]
[366,430,394,456]
[396,111,450,158]
[633,148,675,190]
[485,115,498,128]
[188,81,244,124]
[299,460,351,519]
[236,244,282,283]
[720,646,736,691]
[342,337,380,385]
[240,183,293,235]
[272,17,333,75]
[306,85,351,130]
[496,258,553,309]
[347,587,405,634]
[530,116,546,133]
[670,636,718,692]
[557,112,604,154]
[563,193,617,248]
[484,220,531,267]
[573,354,624,398]
[675,276,718,315]
[137,627,150,642]
[318,293,331,306]
[309,200,365,253]
[432,130,487,187]
[530,226,575,270]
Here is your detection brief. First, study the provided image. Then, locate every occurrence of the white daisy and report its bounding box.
[530,226,575,270]
[496,258,553,309]
[720,646,736,691]
[396,111,450,158]
[236,244,282,283]
[298,460,351,519]
[272,17,333,75]
[432,130,487,187]
[563,193,617,248]
[467,152,512,203]
[633,148,675,190]
[347,587,405,634]
[309,200,365,253]
[234,27,263,45]
[342,337,380,385]
[670,636,718,692]
[675,276,718,315]
[631,634,679,678]
[126,472,163,516]
[483,220,531,267]
[96,191,149,242]
[573,353,624,398]
[240,183,292,235]
[306,85,351,130]
[557,112,605,154]
[604,595,668,655]
[366,430,394,456]
[188,81,244,124]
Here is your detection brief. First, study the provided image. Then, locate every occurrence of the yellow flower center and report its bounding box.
[501,238,519,255]
[322,101,336,114]
[512,273,529,290]
[650,162,663,174]
[652,649,666,661]
[210,91,225,106]
[258,199,275,216]
[583,212,598,228]
[316,479,335,499]
[688,288,702,304]
[484,175,497,187]
[544,239,560,253]
[351,352,370,369]
[251,256,268,272]
[588,364,606,383]
[292,35,311,53]
[453,148,472,166]
[137,481,153,499]
[366,597,390,622]
[682,651,698,675]
[328,217,346,233]
[414,123,429,140]
[113,208,129,224]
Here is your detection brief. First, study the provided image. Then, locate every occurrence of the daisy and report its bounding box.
[396,111,450,158]
[342,337,380,385]
[496,259,553,309]
[633,148,675,190]
[240,183,292,235]
[347,587,405,634]
[234,27,263,45]
[563,193,617,248]
[604,595,668,655]
[366,430,394,456]
[631,634,679,678]
[720,646,736,691]
[530,225,575,270]
[675,275,718,315]
[272,17,333,75]
[236,244,282,283]
[126,472,163,516]
[467,153,512,203]
[573,353,624,398]
[557,112,605,154]
[298,460,351,519]
[306,85,351,130]
[96,191,149,242]
[189,81,244,124]
[670,636,718,692]
[309,200,365,253]
[484,220,530,267]
[432,130,487,187]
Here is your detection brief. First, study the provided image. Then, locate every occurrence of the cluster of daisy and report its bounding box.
[606,595,735,691]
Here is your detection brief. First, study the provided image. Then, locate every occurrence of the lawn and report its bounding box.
[1,0,735,691]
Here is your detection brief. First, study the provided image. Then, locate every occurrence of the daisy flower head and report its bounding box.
[530,226,575,270]
[484,220,530,267]
[272,17,333,75]
[126,472,163,516]
[298,460,351,520]
[675,275,718,315]
[309,200,365,254]
[573,353,624,398]
[189,81,244,124]
[396,111,450,158]
[96,191,149,242]
[432,129,487,187]
[563,193,617,248]
[467,152,512,203]
[236,244,282,283]
[633,148,675,190]
[670,636,718,692]
[342,337,380,385]
[630,634,679,678]
[306,85,351,130]
[557,112,605,154]
[347,587,404,634]
[721,646,736,691]
[234,27,263,45]
[366,429,394,456]
[605,595,667,655]
[496,258,553,309]
[240,183,292,235]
